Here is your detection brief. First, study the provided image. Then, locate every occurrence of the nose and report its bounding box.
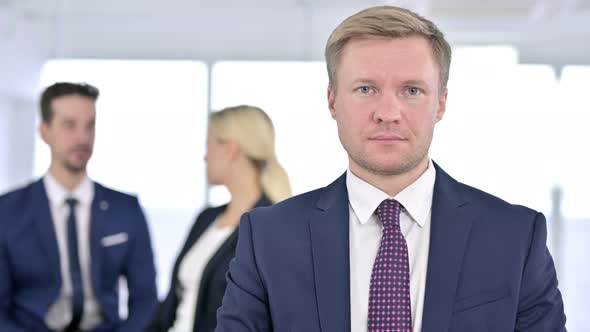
[75,126,94,145]
[373,92,402,123]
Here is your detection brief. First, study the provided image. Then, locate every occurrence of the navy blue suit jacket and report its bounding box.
[0,179,158,332]
[215,164,566,331]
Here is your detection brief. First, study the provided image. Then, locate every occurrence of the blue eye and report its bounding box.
[358,86,371,94]
[407,87,421,96]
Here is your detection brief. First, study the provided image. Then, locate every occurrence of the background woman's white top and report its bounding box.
[168,220,236,332]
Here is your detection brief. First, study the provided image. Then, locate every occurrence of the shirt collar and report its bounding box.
[43,173,94,207]
[346,159,436,227]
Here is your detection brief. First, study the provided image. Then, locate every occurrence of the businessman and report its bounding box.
[0,82,158,331]
[215,5,566,332]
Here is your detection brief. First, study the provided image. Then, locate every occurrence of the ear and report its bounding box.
[328,86,337,120]
[39,122,50,145]
[435,89,448,123]
[225,139,242,161]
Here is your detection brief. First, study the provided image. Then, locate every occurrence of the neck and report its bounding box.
[48,163,87,192]
[226,178,263,213]
[222,166,263,225]
[350,157,430,197]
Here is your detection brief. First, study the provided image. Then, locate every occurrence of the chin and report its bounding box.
[64,164,87,174]
[357,157,416,176]
[206,177,221,186]
[371,165,409,176]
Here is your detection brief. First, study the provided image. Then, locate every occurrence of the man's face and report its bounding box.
[328,36,447,176]
[41,95,96,174]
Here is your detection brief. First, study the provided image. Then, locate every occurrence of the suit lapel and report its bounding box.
[90,183,107,293]
[193,196,272,330]
[31,180,61,281]
[309,174,351,332]
[421,164,474,332]
[196,196,271,291]
[193,228,239,327]
[175,206,225,275]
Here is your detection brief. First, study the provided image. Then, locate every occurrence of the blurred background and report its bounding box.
[0,0,588,330]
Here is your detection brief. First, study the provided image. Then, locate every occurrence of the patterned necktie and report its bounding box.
[367,199,412,332]
[65,198,84,332]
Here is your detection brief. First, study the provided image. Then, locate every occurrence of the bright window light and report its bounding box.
[210,61,347,205]
[433,47,558,216]
[554,66,590,219]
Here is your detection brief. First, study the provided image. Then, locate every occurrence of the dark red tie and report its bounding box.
[367,199,412,332]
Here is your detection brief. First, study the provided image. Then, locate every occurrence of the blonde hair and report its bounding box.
[209,105,292,204]
[325,5,452,91]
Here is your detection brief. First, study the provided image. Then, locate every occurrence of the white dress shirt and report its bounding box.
[43,174,102,331]
[348,160,436,332]
[168,220,236,332]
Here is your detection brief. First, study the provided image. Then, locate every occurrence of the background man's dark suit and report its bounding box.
[0,179,158,332]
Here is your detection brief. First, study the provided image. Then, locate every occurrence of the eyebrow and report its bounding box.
[352,78,431,87]
[351,78,378,86]
[403,79,431,88]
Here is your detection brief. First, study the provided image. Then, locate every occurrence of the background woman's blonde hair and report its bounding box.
[325,5,452,92]
[208,105,292,204]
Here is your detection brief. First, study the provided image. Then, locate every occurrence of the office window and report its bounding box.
[432,47,558,215]
[210,61,347,205]
[555,66,590,219]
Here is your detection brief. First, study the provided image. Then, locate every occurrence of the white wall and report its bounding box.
[0,96,36,194]
[0,96,12,191]
[39,4,590,68]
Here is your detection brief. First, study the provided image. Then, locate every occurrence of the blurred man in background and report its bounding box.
[0,82,158,332]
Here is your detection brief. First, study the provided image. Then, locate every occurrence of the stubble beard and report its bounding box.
[349,142,429,177]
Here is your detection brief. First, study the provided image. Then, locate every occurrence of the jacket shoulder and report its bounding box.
[458,181,540,220]
[95,182,138,201]
[246,188,324,229]
[0,181,37,215]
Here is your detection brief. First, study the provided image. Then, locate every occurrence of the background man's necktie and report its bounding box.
[65,198,84,332]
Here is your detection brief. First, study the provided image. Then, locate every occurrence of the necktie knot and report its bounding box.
[66,197,78,210]
[376,199,401,229]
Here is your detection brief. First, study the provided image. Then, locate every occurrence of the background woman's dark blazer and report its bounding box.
[146,196,271,332]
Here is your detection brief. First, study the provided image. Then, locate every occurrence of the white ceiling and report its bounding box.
[1,0,589,97]
[7,0,586,18]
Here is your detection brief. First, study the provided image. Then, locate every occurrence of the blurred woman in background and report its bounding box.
[147,105,291,332]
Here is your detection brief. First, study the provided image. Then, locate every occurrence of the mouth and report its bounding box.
[368,134,406,141]
[70,150,91,159]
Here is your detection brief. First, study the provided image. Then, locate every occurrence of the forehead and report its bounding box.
[51,94,96,120]
[206,127,223,144]
[336,36,439,85]
[207,125,218,137]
